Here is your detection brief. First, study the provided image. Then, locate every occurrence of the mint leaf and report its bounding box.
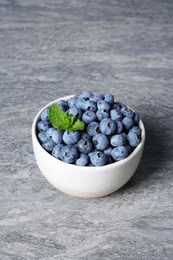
[48,104,85,131]
[70,119,85,131]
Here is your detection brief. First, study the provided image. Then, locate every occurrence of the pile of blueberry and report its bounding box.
[37,91,142,166]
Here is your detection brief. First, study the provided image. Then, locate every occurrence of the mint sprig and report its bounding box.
[48,104,85,131]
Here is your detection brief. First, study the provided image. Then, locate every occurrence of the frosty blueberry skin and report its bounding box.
[36,91,143,166]
[134,113,140,124]
[116,121,123,134]
[46,127,63,144]
[52,144,64,159]
[128,126,141,135]
[111,146,129,161]
[110,133,127,147]
[92,134,109,151]
[82,111,97,124]
[46,127,55,137]
[42,139,55,152]
[67,97,77,108]
[97,100,111,111]
[89,151,107,166]
[77,90,94,100]
[96,109,110,121]
[63,131,80,145]
[75,154,89,166]
[122,117,134,131]
[104,94,114,105]
[80,131,91,141]
[127,132,141,147]
[76,98,87,110]
[121,107,134,118]
[38,132,49,144]
[66,107,82,120]
[90,94,104,103]
[60,145,79,163]
[110,109,123,121]
[37,120,50,132]
[84,100,97,112]
[100,118,116,135]
[103,147,113,156]
[56,100,68,112]
[87,121,100,137]
[77,139,93,154]
[40,108,49,121]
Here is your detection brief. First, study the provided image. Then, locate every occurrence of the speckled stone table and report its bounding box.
[1,0,173,259]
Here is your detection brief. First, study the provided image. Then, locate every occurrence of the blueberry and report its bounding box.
[82,111,97,124]
[112,103,121,112]
[46,127,56,137]
[110,133,127,147]
[96,109,109,121]
[87,122,100,137]
[56,100,68,111]
[100,118,116,135]
[126,144,132,153]
[51,130,63,144]
[122,117,134,131]
[76,98,87,110]
[134,113,140,124]
[116,121,123,134]
[90,94,104,103]
[111,146,128,161]
[66,107,82,120]
[63,130,80,145]
[80,131,91,141]
[52,144,64,159]
[121,107,134,118]
[57,105,66,111]
[75,154,89,166]
[104,94,114,105]
[38,132,49,144]
[103,146,113,156]
[92,133,109,150]
[97,100,111,111]
[40,109,49,121]
[60,145,79,164]
[77,90,94,100]
[110,109,122,121]
[88,163,95,167]
[128,126,141,136]
[84,100,97,112]
[42,139,55,152]
[77,139,93,154]
[122,132,127,139]
[90,151,107,166]
[37,120,50,132]
[88,148,98,158]
[106,155,114,164]
[117,102,127,109]
[127,132,141,147]
[56,100,68,109]
[46,127,63,144]
[67,97,77,108]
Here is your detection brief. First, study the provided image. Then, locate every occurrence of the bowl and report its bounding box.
[32,95,146,198]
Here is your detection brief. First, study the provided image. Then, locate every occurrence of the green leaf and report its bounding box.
[48,103,85,131]
[69,119,85,131]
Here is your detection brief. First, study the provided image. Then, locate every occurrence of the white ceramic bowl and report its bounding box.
[32,95,146,198]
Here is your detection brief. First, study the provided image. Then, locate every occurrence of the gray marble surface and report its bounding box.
[1,0,173,259]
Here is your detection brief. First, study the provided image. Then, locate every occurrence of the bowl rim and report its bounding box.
[32,95,146,171]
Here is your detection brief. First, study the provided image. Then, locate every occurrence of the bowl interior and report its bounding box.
[32,95,145,170]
